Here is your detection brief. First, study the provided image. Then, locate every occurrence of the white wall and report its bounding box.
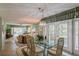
[0,17,6,50]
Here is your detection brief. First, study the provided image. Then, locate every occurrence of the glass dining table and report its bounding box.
[35,40,57,56]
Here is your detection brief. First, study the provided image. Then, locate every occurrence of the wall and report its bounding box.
[0,17,6,50]
[0,17,2,50]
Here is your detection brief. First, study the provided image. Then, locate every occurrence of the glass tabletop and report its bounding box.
[35,40,57,56]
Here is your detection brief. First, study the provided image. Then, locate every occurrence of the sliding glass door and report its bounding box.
[56,21,68,48]
[48,23,55,44]
[48,21,69,48]
[56,20,73,53]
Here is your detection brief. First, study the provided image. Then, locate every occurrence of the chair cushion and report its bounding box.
[35,46,44,53]
[50,47,57,51]
[48,49,56,55]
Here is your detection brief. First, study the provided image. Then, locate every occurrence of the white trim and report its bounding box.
[73,19,79,55]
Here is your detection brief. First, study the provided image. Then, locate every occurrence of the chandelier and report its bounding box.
[38,7,46,26]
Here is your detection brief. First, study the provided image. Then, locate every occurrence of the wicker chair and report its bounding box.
[48,37,64,56]
[23,35,44,56]
[16,35,27,47]
[16,35,44,56]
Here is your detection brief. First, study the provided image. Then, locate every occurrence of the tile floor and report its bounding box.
[0,37,72,56]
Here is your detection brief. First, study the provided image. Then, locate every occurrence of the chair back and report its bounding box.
[22,35,27,43]
[26,35,36,56]
[56,37,64,56]
[17,35,22,43]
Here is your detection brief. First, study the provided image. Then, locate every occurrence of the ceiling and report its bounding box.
[0,3,79,24]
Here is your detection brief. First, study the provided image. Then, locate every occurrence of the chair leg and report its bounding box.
[47,51,49,56]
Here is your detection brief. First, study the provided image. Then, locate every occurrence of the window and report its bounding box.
[13,27,27,36]
[48,23,55,44]
[47,21,69,48]
[57,22,68,47]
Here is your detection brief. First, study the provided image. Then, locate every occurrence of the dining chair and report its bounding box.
[47,37,64,56]
[23,35,44,56]
[15,35,28,56]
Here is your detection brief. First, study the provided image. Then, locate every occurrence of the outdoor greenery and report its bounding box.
[6,25,11,34]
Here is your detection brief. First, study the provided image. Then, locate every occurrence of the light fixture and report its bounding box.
[38,5,46,26]
[38,7,44,18]
[38,4,47,18]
